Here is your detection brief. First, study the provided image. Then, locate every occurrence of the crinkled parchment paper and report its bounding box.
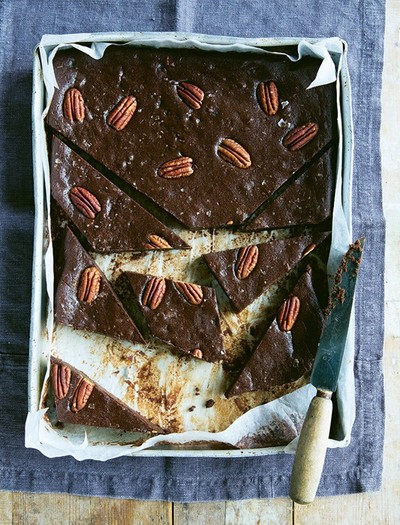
[26,33,353,460]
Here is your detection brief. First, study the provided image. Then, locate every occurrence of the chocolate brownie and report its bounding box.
[55,227,144,343]
[123,272,226,362]
[203,232,329,312]
[47,46,336,229]
[226,267,324,397]
[242,147,335,231]
[51,357,165,433]
[51,136,189,253]
[45,42,339,433]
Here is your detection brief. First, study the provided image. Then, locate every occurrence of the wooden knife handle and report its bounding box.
[289,390,333,504]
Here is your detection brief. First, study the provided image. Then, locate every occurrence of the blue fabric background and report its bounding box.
[0,0,385,501]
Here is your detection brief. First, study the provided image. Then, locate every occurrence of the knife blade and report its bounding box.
[290,238,365,504]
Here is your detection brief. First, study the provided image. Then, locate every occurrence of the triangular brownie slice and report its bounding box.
[123,272,226,362]
[242,148,335,231]
[226,267,324,397]
[203,232,329,312]
[55,227,144,343]
[51,357,166,433]
[51,136,189,253]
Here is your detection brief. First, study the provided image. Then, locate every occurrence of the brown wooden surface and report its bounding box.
[1,1,398,524]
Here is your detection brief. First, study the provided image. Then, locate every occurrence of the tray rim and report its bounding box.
[28,32,352,459]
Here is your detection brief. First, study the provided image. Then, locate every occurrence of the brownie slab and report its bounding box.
[47,46,336,229]
[226,267,324,397]
[203,232,329,312]
[123,272,226,362]
[242,148,335,231]
[51,136,189,253]
[51,357,165,433]
[55,227,144,343]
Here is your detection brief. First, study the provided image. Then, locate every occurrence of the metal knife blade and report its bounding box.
[311,237,365,393]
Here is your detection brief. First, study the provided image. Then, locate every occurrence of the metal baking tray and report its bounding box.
[27,32,353,459]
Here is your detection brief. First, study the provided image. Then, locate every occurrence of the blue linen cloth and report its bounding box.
[0,0,385,501]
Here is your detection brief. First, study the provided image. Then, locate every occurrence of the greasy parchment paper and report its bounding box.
[26,33,353,460]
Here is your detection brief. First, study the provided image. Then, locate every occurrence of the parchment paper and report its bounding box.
[26,33,353,461]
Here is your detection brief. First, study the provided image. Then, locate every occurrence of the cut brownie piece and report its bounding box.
[51,136,189,253]
[226,267,324,397]
[47,46,336,229]
[51,357,166,433]
[242,148,335,231]
[123,272,226,362]
[55,227,144,343]
[203,232,329,312]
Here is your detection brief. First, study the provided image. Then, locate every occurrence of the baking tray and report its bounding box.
[27,32,353,459]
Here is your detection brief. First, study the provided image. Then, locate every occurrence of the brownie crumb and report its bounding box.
[205,399,215,408]
[188,405,196,412]
[194,386,200,396]
[325,238,364,315]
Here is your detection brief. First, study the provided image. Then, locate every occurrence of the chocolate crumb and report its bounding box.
[194,386,200,396]
[188,405,196,412]
[324,238,364,316]
[205,399,215,408]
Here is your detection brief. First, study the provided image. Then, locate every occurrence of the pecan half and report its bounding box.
[144,234,172,250]
[235,245,259,279]
[302,243,317,258]
[175,281,203,305]
[158,157,194,179]
[63,88,85,122]
[142,277,166,310]
[177,81,204,109]
[191,349,203,359]
[51,363,71,400]
[107,95,137,130]
[257,80,279,116]
[70,186,101,219]
[218,139,251,169]
[70,378,94,412]
[78,267,101,303]
[283,123,319,151]
[277,295,301,331]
